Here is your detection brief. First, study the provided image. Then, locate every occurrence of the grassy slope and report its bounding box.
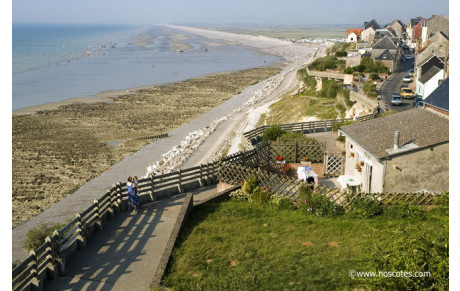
[162,200,446,290]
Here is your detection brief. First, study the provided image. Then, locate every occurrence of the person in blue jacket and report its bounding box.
[133,176,140,212]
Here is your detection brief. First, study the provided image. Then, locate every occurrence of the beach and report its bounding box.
[12,25,324,261]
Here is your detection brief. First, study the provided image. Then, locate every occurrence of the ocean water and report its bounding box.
[12,24,283,110]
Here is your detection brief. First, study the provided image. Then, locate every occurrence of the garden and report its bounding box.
[160,185,448,290]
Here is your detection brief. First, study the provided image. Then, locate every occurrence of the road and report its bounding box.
[380,53,415,112]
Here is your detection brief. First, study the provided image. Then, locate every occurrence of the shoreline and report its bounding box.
[12,63,285,116]
[13,26,325,261]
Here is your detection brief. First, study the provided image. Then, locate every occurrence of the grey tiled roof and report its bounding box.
[424,78,449,112]
[372,36,398,50]
[364,19,381,30]
[419,66,442,84]
[375,50,394,61]
[341,109,449,159]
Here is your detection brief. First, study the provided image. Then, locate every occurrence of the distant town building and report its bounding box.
[388,20,405,38]
[361,27,375,43]
[346,29,363,43]
[406,16,425,47]
[420,15,449,48]
[363,19,381,31]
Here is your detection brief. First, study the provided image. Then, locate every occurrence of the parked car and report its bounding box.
[403,75,412,82]
[400,88,415,99]
[413,97,424,108]
[405,55,412,60]
[391,94,402,105]
[409,68,414,76]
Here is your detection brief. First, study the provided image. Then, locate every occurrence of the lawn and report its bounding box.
[161,199,448,290]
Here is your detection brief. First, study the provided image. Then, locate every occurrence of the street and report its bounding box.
[380,53,415,112]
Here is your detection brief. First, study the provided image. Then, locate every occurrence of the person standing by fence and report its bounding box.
[127,176,135,211]
[133,176,140,212]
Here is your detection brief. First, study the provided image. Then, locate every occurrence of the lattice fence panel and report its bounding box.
[324,152,344,177]
[297,144,325,163]
[218,163,442,212]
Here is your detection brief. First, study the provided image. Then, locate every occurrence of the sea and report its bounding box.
[12,24,283,111]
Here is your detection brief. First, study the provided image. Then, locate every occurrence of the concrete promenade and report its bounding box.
[43,186,217,291]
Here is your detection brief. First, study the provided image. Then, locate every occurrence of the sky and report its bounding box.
[12,0,449,26]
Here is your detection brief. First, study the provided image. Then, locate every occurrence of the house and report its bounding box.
[346,29,363,43]
[388,20,405,38]
[405,17,426,47]
[415,33,449,79]
[364,19,381,31]
[339,109,449,193]
[374,29,395,42]
[423,78,448,116]
[362,27,375,43]
[415,54,445,99]
[420,15,449,48]
[416,66,444,99]
[371,36,401,72]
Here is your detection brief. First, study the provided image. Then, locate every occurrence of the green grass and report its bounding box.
[162,200,447,290]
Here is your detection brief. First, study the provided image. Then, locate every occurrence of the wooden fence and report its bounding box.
[12,161,219,291]
[242,113,377,146]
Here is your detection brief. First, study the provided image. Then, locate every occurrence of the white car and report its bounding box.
[405,55,412,60]
[403,75,412,82]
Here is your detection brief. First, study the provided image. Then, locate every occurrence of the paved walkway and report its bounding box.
[43,186,217,291]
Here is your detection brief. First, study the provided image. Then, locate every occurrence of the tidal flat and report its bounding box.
[12,65,282,227]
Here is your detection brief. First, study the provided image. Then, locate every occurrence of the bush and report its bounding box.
[263,126,285,142]
[299,186,344,216]
[23,223,65,251]
[269,195,295,210]
[344,67,354,74]
[242,176,259,196]
[348,197,382,218]
[367,222,448,290]
[320,78,340,98]
[335,51,347,57]
[369,73,380,80]
[383,202,425,219]
[336,135,345,143]
[253,187,271,205]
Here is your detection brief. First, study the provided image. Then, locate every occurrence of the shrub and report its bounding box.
[335,51,347,57]
[269,195,295,210]
[369,73,380,80]
[344,67,354,74]
[299,186,344,216]
[242,176,259,196]
[348,197,382,218]
[263,126,285,142]
[367,222,448,290]
[336,135,345,143]
[433,191,449,216]
[383,202,425,219]
[23,223,65,251]
[253,187,271,205]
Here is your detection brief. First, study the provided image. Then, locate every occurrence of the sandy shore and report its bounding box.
[12,26,328,261]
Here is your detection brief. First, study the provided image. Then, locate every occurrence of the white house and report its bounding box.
[339,109,449,193]
[416,66,444,99]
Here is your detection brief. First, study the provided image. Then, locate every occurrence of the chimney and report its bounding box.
[393,131,400,149]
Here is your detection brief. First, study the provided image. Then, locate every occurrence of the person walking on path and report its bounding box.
[133,176,140,212]
[127,176,135,211]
